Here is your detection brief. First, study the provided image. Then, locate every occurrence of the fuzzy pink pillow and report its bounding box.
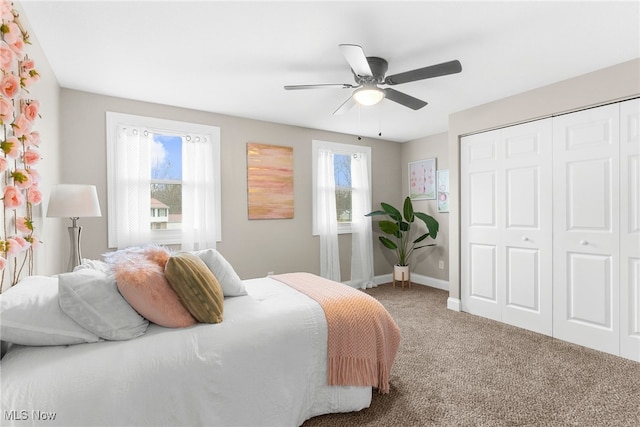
[105,246,196,328]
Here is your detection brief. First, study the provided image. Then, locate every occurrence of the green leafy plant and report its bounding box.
[366,196,439,266]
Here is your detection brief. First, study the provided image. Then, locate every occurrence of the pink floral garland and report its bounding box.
[0,0,42,290]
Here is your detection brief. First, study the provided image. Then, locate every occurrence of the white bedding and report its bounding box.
[0,277,371,426]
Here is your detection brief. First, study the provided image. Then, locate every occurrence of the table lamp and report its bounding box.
[47,184,102,271]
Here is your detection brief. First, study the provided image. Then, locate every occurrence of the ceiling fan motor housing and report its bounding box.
[353,56,388,84]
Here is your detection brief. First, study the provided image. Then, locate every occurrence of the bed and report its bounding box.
[0,248,400,427]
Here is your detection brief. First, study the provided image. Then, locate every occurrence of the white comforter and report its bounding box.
[0,277,371,427]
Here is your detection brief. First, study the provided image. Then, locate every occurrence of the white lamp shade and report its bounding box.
[353,86,385,106]
[47,184,102,218]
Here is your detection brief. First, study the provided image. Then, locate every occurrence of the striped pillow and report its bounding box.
[164,252,224,324]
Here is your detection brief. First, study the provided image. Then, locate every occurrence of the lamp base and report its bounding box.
[67,225,83,272]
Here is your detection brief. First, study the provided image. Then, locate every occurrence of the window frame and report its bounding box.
[311,139,372,235]
[106,112,221,248]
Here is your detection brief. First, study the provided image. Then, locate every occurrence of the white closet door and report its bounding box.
[461,129,501,321]
[461,119,552,335]
[500,121,553,335]
[620,98,640,362]
[553,103,620,356]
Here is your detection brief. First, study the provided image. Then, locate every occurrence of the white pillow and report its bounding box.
[0,276,100,346]
[192,249,247,297]
[73,258,111,274]
[58,269,149,340]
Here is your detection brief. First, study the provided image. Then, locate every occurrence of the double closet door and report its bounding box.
[461,99,639,361]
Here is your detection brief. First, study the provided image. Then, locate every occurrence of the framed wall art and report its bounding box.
[409,158,436,200]
[437,169,449,213]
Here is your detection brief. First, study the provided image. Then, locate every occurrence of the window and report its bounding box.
[334,153,352,223]
[106,112,221,249]
[312,140,371,234]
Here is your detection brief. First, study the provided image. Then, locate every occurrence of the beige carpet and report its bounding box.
[303,283,640,426]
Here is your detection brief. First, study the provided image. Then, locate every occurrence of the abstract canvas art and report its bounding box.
[247,143,294,219]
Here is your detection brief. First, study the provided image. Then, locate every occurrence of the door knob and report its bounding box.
[579,240,588,245]
[522,237,529,241]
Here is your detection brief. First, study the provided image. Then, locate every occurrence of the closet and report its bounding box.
[460,98,639,362]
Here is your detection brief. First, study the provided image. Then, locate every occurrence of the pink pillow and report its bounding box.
[105,246,196,328]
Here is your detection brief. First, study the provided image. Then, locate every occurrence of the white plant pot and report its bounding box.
[393,265,410,281]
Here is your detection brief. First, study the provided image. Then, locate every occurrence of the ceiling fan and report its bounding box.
[284,44,462,115]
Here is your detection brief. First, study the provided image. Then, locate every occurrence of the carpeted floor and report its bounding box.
[303,283,640,426]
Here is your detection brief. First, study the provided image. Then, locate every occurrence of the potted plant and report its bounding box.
[366,196,439,282]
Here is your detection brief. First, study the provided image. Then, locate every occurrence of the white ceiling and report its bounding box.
[20,1,640,142]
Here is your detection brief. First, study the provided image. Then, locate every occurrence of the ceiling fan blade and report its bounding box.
[384,60,462,85]
[383,88,428,110]
[339,44,373,77]
[333,96,357,115]
[284,83,355,90]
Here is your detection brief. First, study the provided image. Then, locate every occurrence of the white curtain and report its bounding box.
[316,148,341,281]
[350,152,376,288]
[181,133,217,250]
[114,125,152,248]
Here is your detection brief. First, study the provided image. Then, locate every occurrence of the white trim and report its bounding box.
[372,273,450,291]
[447,298,462,312]
[410,273,449,291]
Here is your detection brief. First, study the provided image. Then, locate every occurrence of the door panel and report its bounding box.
[553,103,620,356]
[462,130,501,321]
[461,119,552,334]
[620,98,640,361]
[505,247,539,311]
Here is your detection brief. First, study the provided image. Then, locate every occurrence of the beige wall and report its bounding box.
[448,58,640,301]
[12,2,62,278]
[400,132,449,282]
[59,89,401,280]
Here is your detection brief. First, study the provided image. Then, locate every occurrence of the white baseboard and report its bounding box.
[373,273,449,291]
[447,297,461,311]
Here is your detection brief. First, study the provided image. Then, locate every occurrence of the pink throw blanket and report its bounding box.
[271,272,400,394]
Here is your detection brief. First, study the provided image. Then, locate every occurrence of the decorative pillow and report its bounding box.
[0,275,100,346]
[58,269,149,340]
[192,248,247,297]
[165,252,224,323]
[73,258,110,274]
[104,246,196,328]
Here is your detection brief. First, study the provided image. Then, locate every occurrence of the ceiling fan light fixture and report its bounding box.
[353,86,385,106]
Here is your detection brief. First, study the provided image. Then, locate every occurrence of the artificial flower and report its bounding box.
[16,216,33,233]
[0,0,13,22]
[12,113,32,137]
[0,43,14,69]
[9,37,23,56]
[0,157,7,173]
[11,169,32,189]
[1,135,19,158]
[0,95,13,123]
[14,236,30,250]
[20,69,39,88]
[21,58,35,71]
[0,255,6,270]
[26,185,42,205]
[3,184,24,208]
[6,237,24,256]
[23,149,40,165]
[22,100,39,121]
[0,72,19,98]
[0,21,21,45]
[25,235,40,249]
